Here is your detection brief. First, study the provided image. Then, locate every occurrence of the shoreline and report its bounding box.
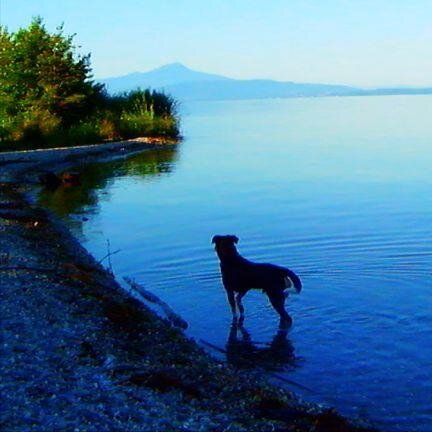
[0,137,178,183]
[0,140,377,431]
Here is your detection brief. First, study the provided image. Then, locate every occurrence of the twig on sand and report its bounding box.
[123,277,188,329]
[97,239,121,273]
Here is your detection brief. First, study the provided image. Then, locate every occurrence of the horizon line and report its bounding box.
[97,62,432,90]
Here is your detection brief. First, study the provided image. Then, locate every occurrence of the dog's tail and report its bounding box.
[283,269,302,294]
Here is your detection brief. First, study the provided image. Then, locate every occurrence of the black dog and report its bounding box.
[212,235,302,325]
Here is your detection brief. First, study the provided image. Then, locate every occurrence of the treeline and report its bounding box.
[0,17,179,151]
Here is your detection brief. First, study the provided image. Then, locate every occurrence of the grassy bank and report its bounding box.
[0,18,180,152]
[0,89,180,152]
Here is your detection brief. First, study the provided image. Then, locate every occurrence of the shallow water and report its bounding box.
[39,95,432,431]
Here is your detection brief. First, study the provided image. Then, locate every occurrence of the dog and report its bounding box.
[212,235,302,325]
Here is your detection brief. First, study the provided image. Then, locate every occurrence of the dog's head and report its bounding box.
[212,235,239,260]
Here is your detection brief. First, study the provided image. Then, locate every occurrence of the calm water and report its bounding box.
[39,96,432,432]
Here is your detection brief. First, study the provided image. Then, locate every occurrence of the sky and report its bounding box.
[1,0,431,87]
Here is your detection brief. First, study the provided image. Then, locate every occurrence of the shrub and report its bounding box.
[107,89,179,119]
[98,117,120,141]
[151,116,180,137]
[4,109,60,143]
[66,121,102,146]
[117,112,154,139]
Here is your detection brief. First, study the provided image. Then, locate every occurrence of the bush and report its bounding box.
[98,117,120,141]
[95,89,180,141]
[150,116,179,137]
[0,109,60,145]
[117,112,153,139]
[66,121,102,146]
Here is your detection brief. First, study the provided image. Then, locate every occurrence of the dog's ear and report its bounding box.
[211,235,220,244]
[229,235,239,244]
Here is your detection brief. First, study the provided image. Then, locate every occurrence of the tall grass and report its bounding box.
[0,89,180,151]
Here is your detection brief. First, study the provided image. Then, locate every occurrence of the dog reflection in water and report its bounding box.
[226,318,297,371]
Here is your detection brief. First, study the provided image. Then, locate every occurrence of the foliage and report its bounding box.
[0,17,102,127]
[101,89,179,140]
[106,89,178,118]
[0,18,179,151]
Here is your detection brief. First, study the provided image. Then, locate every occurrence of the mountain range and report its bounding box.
[100,63,432,101]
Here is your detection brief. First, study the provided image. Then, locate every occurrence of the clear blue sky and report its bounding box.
[1,0,431,87]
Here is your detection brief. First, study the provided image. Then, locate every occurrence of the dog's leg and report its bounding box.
[226,289,237,318]
[235,292,246,323]
[267,290,292,327]
[235,292,245,315]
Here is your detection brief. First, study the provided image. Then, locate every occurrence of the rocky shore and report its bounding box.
[0,141,377,431]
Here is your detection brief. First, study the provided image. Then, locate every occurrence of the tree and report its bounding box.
[0,16,103,140]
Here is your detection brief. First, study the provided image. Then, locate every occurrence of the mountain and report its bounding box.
[100,63,432,101]
[101,63,231,94]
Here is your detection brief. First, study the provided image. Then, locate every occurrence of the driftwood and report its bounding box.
[123,277,188,329]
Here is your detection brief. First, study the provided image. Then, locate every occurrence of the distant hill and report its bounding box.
[100,63,432,101]
[101,63,231,94]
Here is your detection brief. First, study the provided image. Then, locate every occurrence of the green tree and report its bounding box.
[0,16,103,142]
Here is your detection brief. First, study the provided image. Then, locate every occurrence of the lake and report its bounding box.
[39,95,432,432]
